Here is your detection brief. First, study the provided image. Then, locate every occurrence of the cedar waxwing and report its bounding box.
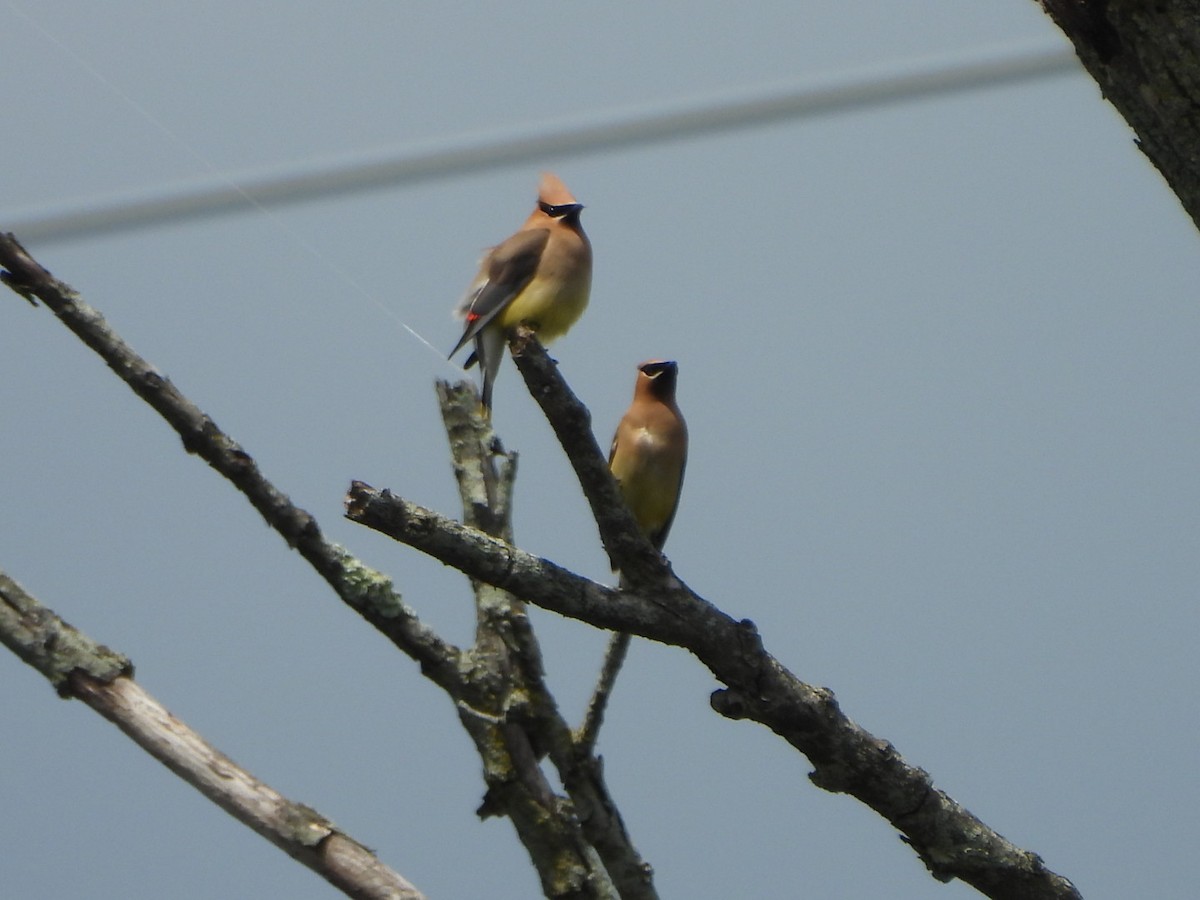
[449,172,592,414]
[608,360,688,553]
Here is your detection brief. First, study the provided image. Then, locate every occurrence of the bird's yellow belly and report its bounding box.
[498,274,590,342]
[613,436,682,533]
[624,476,677,533]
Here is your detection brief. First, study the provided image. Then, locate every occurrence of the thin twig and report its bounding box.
[576,632,632,755]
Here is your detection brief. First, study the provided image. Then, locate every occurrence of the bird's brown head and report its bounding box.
[636,359,679,400]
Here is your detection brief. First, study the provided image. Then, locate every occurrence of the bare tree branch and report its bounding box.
[0,235,655,898]
[433,383,624,900]
[0,231,462,691]
[435,381,656,900]
[0,569,425,900]
[3,232,1081,898]
[347,334,1084,900]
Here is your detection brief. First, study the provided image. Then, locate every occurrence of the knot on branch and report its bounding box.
[1,268,39,306]
[709,687,751,720]
[0,233,49,305]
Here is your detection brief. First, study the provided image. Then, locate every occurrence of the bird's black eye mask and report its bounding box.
[538,201,583,217]
[640,361,677,378]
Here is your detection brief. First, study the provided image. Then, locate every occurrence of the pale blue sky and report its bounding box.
[3,3,1197,898]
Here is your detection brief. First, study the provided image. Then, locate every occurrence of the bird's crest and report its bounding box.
[537,172,578,207]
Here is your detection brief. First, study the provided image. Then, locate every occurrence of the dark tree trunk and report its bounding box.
[1039,0,1200,232]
